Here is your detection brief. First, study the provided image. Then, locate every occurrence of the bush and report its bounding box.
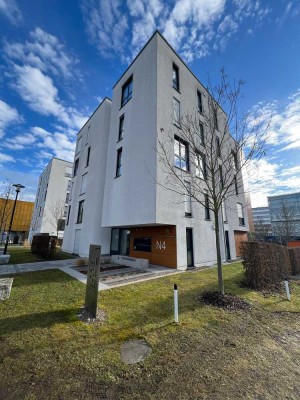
[241,241,291,290]
[31,234,57,259]
[288,248,300,275]
[76,258,88,268]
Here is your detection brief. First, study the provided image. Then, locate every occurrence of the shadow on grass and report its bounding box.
[0,308,79,335]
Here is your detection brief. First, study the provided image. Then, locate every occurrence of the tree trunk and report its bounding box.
[214,210,225,295]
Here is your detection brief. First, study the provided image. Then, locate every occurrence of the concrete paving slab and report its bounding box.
[120,340,152,365]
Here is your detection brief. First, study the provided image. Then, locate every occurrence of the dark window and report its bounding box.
[121,76,133,107]
[57,218,65,231]
[44,190,47,201]
[77,200,84,223]
[173,97,180,126]
[205,194,210,220]
[199,122,204,145]
[197,91,203,113]
[67,206,71,225]
[216,137,221,157]
[173,64,179,91]
[219,166,224,189]
[234,175,239,195]
[174,136,189,171]
[116,147,122,177]
[118,115,124,141]
[74,158,79,176]
[133,237,152,252]
[214,108,219,130]
[86,147,91,167]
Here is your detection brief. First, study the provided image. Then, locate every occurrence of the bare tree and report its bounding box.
[254,217,272,240]
[0,181,15,244]
[156,70,270,295]
[272,200,298,244]
[47,199,66,239]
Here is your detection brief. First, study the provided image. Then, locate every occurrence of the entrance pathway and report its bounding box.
[0,259,183,290]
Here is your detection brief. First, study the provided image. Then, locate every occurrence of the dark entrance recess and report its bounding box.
[225,231,231,261]
[110,228,130,256]
[186,228,194,267]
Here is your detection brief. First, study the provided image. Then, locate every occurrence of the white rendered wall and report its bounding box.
[62,99,112,256]
[101,35,158,228]
[29,158,73,242]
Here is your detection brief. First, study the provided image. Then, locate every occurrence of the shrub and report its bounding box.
[31,234,57,259]
[288,248,300,275]
[76,258,88,268]
[241,241,291,290]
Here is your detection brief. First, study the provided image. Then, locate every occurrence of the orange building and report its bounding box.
[0,198,34,243]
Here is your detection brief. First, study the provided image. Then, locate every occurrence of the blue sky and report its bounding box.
[0,0,300,207]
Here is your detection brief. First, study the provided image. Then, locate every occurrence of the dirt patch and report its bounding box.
[199,291,251,311]
[77,307,106,324]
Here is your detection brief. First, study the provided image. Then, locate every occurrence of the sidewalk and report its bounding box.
[0,259,78,276]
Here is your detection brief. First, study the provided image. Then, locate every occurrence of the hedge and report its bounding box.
[241,241,291,290]
[31,234,57,259]
[288,247,300,275]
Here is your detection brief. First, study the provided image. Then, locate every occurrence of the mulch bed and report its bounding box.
[199,291,251,311]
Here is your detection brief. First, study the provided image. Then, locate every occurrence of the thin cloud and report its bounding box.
[0,0,22,25]
[80,0,271,63]
[0,99,23,139]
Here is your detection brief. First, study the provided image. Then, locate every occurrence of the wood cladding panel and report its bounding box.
[234,231,248,257]
[129,225,177,268]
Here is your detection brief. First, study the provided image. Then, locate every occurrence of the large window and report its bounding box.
[77,200,84,223]
[174,136,189,171]
[116,147,122,177]
[197,91,203,113]
[118,114,124,141]
[74,158,79,176]
[121,76,133,107]
[237,203,245,226]
[205,194,210,220]
[173,97,180,126]
[172,64,179,91]
[195,152,206,179]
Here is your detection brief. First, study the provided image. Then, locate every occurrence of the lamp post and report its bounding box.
[3,184,25,255]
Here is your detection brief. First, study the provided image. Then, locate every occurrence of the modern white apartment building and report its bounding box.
[62,31,249,269]
[29,157,73,242]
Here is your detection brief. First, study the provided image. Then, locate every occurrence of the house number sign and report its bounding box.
[156,241,166,250]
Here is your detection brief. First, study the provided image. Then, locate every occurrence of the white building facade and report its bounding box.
[62,32,249,269]
[29,158,73,242]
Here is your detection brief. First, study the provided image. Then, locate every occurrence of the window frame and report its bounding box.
[121,76,133,108]
[216,136,221,158]
[66,205,71,225]
[199,121,205,146]
[237,202,245,226]
[173,97,181,127]
[77,200,84,224]
[73,158,79,177]
[116,147,123,178]
[174,136,189,172]
[118,114,124,141]
[195,151,207,180]
[172,63,179,91]
[184,180,192,217]
[204,194,210,220]
[197,90,203,113]
[80,173,88,195]
[86,146,91,167]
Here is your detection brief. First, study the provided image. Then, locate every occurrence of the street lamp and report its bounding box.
[3,184,25,255]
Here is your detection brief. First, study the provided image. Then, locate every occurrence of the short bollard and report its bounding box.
[284,278,291,301]
[174,284,179,323]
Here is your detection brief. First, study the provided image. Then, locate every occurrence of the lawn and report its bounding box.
[0,262,299,399]
[4,245,77,264]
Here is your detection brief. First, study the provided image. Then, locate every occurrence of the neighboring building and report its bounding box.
[29,158,73,242]
[252,206,272,238]
[268,192,300,239]
[62,31,249,268]
[0,198,34,243]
